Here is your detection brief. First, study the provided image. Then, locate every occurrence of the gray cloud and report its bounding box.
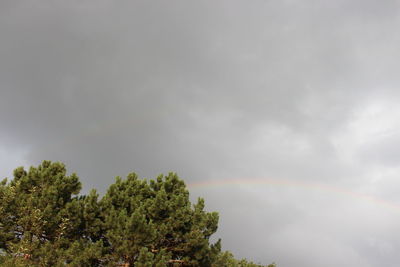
[2,0,400,266]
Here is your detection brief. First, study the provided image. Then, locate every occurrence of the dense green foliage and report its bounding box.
[0,161,275,267]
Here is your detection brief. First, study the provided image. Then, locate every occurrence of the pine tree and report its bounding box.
[0,161,276,266]
[101,173,220,266]
[0,161,104,266]
[213,251,276,267]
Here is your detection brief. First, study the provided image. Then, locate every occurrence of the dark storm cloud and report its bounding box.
[2,0,400,266]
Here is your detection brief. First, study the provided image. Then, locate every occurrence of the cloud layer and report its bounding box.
[2,1,400,266]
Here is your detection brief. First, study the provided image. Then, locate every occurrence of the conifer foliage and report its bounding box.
[0,161,275,267]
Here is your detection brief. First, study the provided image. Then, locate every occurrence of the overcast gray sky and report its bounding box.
[2,1,400,266]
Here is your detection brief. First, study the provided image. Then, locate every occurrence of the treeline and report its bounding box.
[0,161,275,267]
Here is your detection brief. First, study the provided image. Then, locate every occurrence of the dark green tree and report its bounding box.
[0,161,275,267]
[213,251,276,267]
[0,161,104,266]
[101,173,220,266]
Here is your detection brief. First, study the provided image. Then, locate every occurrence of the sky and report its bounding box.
[1,0,400,266]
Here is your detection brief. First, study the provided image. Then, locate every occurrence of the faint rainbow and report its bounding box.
[187,178,400,213]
